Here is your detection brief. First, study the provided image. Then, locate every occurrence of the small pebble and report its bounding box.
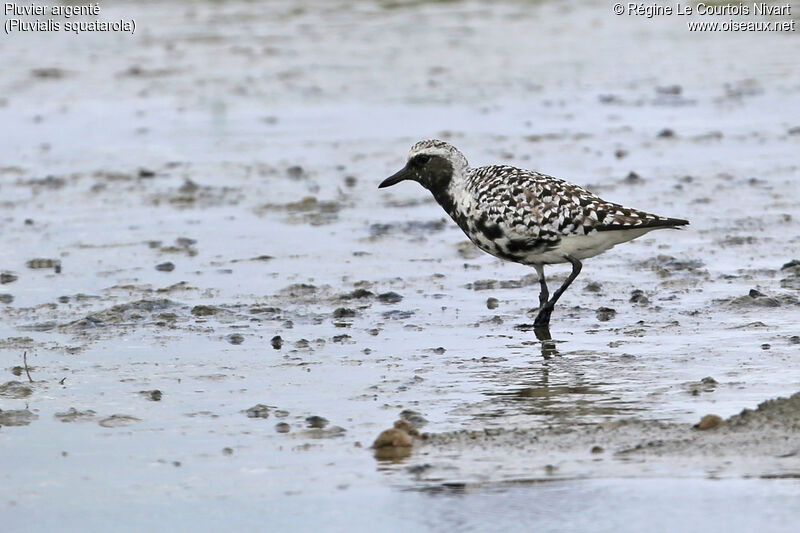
[695,414,723,430]
[270,335,283,349]
[306,415,328,428]
[139,390,162,401]
[286,165,304,179]
[399,409,428,427]
[226,334,244,345]
[486,297,499,309]
[222,447,233,456]
[596,307,617,321]
[275,422,290,433]
[156,262,175,272]
[191,305,218,317]
[377,292,403,304]
[629,289,649,305]
[372,428,412,449]
[245,404,270,419]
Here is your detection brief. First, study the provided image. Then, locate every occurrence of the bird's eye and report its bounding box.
[416,155,431,165]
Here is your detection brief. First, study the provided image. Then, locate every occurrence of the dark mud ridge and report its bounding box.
[400,392,800,486]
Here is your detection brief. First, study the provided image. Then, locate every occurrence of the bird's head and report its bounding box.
[379,139,469,193]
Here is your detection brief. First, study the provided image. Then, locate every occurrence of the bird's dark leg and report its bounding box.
[533,255,583,328]
[534,264,549,309]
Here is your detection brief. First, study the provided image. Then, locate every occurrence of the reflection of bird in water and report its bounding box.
[379,140,689,330]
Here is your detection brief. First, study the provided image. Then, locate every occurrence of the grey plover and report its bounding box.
[378,139,688,328]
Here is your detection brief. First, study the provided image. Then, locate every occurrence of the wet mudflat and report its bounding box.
[1,0,800,531]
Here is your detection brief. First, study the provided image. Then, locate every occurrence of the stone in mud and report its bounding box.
[1,272,19,284]
[275,422,291,433]
[226,334,244,345]
[596,307,617,321]
[26,258,61,270]
[591,445,604,454]
[286,165,305,179]
[0,293,13,304]
[0,408,38,426]
[629,289,649,305]
[687,377,717,395]
[270,335,283,349]
[399,409,428,428]
[373,428,413,449]
[657,128,676,138]
[156,262,175,272]
[780,259,800,275]
[245,404,271,419]
[468,279,496,291]
[377,292,403,304]
[333,307,356,318]
[695,414,723,430]
[0,381,32,399]
[55,408,97,422]
[191,305,219,317]
[222,447,233,456]
[383,310,414,320]
[250,306,281,315]
[339,288,374,300]
[98,415,140,428]
[31,67,65,79]
[306,415,328,428]
[486,297,499,309]
[140,390,163,401]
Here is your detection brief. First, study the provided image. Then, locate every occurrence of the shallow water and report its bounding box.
[1,0,800,531]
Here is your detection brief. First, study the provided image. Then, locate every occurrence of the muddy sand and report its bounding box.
[1,0,799,531]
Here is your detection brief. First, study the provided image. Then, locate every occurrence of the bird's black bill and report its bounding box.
[378,165,412,188]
